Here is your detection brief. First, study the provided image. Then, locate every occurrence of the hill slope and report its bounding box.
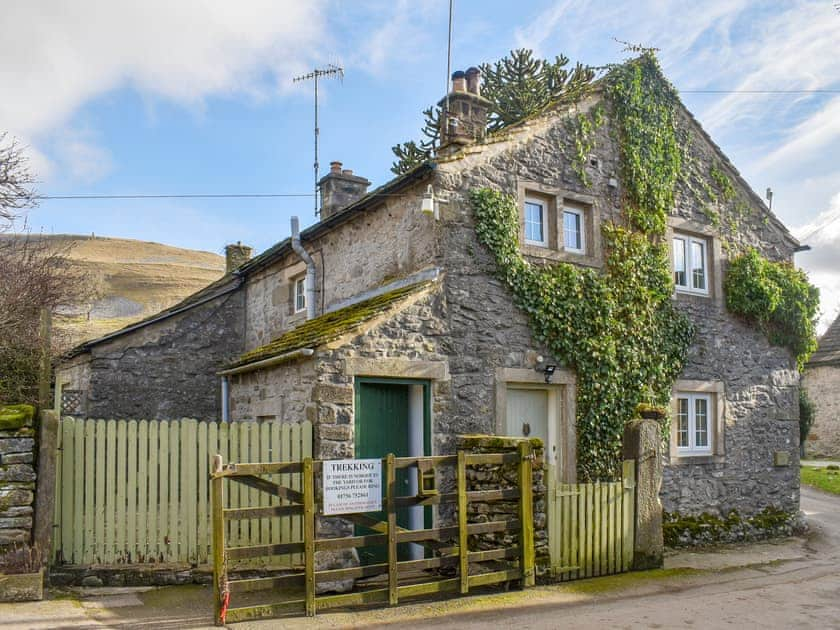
[8,234,226,347]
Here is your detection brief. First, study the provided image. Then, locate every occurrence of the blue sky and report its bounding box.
[4,1,840,329]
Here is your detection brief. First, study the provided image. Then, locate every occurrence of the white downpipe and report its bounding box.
[290,216,316,319]
[220,376,230,423]
[408,384,425,560]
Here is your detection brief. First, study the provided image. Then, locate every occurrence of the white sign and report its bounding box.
[322,459,382,515]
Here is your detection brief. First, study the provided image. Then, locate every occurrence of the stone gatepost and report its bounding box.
[622,418,664,570]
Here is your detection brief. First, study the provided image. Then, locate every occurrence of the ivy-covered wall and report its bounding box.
[433,55,803,516]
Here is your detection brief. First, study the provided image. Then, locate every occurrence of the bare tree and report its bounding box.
[0,132,37,228]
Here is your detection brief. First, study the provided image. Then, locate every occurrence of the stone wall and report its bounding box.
[802,364,840,458]
[0,406,37,555]
[243,190,437,353]
[55,288,245,421]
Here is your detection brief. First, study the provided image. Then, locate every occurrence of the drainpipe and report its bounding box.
[291,216,316,320]
[220,376,230,423]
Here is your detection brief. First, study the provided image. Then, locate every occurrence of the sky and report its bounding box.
[2,1,840,331]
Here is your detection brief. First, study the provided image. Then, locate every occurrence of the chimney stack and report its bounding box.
[438,66,490,155]
[225,241,253,273]
[318,161,371,220]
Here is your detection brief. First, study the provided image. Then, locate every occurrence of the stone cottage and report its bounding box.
[57,59,804,524]
[803,314,840,457]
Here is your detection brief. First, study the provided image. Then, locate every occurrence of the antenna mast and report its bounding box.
[293,64,344,216]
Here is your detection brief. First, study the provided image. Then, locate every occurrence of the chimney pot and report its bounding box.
[330,161,342,173]
[465,67,481,95]
[318,162,371,221]
[451,70,466,93]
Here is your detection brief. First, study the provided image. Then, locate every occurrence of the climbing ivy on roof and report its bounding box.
[470,54,696,481]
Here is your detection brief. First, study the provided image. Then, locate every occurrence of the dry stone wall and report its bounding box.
[0,406,37,551]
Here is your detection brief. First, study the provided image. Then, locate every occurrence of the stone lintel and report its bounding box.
[343,358,449,381]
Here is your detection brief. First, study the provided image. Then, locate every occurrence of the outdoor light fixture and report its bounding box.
[535,360,557,383]
[421,184,449,220]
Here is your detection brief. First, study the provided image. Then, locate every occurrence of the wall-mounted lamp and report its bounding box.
[421,184,448,220]
[535,357,557,383]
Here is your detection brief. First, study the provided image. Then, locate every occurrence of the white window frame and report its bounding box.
[562,206,585,254]
[294,277,306,313]
[673,234,709,295]
[524,197,549,247]
[674,392,713,456]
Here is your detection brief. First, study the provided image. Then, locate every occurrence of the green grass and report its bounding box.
[801,466,840,495]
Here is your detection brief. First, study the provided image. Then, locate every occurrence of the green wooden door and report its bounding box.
[355,381,412,564]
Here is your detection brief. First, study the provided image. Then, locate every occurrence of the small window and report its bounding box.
[674,393,713,455]
[524,198,548,247]
[294,277,306,313]
[563,207,585,253]
[673,235,708,295]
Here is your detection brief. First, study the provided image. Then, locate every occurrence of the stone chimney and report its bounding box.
[318,161,371,220]
[438,66,490,155]
[225,241,253,273]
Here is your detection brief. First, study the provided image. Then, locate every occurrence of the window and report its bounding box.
[294,277,306,313]
[563,207,585,253]
[524,198,547,246]
[674,393,712,455]
[673,235,708,294]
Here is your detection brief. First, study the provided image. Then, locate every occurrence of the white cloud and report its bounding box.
[0,1,327,173]
[792,192,840,334]
[52,128,114,184]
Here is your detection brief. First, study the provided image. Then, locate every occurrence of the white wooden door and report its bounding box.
[505,386,561,470]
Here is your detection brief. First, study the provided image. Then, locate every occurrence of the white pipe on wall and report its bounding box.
[407,384,425,560]
[221,376,230,422]
[290,216,317,320]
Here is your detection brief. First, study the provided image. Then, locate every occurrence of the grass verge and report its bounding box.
[801,465,840,495]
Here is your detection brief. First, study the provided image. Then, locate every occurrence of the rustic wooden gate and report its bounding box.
[548,460,636,579]
[52,417,311,566]
[210,442,537,624]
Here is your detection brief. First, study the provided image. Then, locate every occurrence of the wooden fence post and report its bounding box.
[303,457,316,617]
[211,454,225,626]
[386,454,398,605]
[621,459,636,572]
[457,450,469,594]
[517,441,535,587]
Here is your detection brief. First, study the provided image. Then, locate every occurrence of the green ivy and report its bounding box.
[567,105,605,187]
[725,248,819,369]
[471,189,693,481]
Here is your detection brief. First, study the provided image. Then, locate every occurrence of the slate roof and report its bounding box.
[809,314,840,367]
[226,279,434,369]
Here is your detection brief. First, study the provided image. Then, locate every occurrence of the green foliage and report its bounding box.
[0,346,40,406]
[391,49,594,174]
[725,248,819,368]
[390,141,430,176]
[603,55,682,235]
[479,49,595,132]
[471,188,692,481]
[799,388,816,445]
[567,105,605,186]
[709,162,736,201]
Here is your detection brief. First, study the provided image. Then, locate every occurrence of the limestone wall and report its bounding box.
[803,364,840,458]
[243,190,437,353]
[55,289,245,421]
[0,406,36,550]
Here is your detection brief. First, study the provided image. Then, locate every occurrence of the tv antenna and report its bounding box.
[293,64,344,216]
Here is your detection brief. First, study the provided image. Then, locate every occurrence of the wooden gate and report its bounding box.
[548,460,636,579]
[52,417,311,566]
[211,443,537,624]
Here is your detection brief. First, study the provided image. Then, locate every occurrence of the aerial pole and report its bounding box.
[293,64,344,216]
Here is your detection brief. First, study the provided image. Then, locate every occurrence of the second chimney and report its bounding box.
[318,161,371,220]
[225,242,253,273]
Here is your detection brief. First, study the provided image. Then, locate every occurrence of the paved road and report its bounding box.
[389,486,840,630]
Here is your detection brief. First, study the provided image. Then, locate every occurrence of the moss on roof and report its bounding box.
[229,280,433,369]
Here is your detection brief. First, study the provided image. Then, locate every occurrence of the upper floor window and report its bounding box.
[294,277,307,313]
[563,207,585,254]
[675,393,712,455]
[524,198,548,247]
[673,234,708,295]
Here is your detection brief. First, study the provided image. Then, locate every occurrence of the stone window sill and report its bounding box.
[668,454,726,466]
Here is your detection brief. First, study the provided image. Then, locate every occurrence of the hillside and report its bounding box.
[5,234,226,348]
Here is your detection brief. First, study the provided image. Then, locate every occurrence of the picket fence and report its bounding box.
[548,460,636,579]
[52,417,312,567]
